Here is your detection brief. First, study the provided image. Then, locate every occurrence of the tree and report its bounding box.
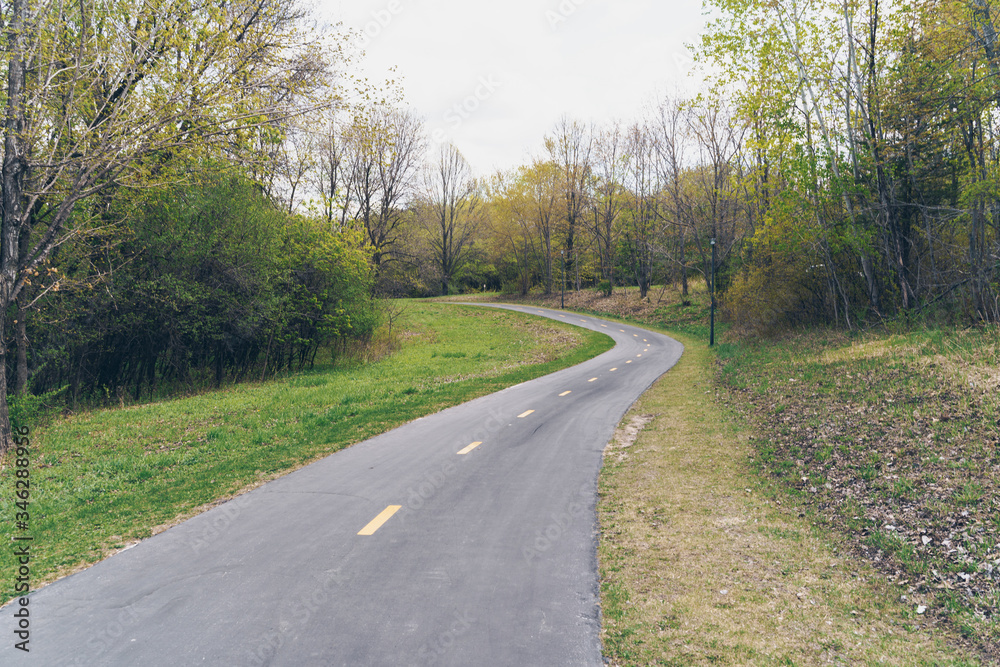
[546,116,592,290]
[518,161,561,294]
[0,0,336,452]
[590,122,627,293]
[686,102,748,296]
[342,105,425,275]
[620,122,661,299]
[650,98,693,296]
[422,144,480,296]
[487,169,542,296]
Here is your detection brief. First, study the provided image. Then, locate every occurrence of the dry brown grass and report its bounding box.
[598,329,983,665]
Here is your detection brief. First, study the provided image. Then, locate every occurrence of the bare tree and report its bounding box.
[621,122,661,299]
[344,106,425,272]
[686,103,748,290]
[314,108,355,228]
[650,98,692,296]
[423,144,480,296]
[590,121,627,293]
[546,116,592,290]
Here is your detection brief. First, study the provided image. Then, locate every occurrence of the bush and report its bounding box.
[8,387,65,431]
[26,167,379,404]
[724,261,815,335]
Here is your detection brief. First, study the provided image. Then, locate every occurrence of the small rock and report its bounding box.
[720,589,728,595]
[917,605,927,614]
[922,536,932,546]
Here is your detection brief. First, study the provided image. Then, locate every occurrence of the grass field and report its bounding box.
[0,302,612,605]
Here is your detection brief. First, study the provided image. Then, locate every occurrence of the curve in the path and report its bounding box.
[5,304,683,667]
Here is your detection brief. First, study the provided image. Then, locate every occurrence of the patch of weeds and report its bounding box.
[953,482,983,506]
[758,526,802,541]
[892,477,916,500]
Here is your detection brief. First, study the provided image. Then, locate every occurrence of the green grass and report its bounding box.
[0,302,613,604]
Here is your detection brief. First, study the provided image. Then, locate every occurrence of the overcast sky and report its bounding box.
[315,0,710,175]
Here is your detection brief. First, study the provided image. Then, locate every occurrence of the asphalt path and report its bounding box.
[6,304,683,666]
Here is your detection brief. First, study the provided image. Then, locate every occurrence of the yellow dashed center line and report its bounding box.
[619,329,625,332]
[580,319,587,322]
[559,390,572,397]
[643,339,648,342]
[633,334,638,337]
[637,354,642,358]
[518,410,535,418]
[626,360,633,364]
[358,505,402,536]
[588,377,598,382]
[601,324,608,328]
[457,441,483,455]
[610,368,618,372]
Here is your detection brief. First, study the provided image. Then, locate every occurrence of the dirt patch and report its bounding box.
[605,414,656,460]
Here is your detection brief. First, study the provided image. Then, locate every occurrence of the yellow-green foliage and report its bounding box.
[725,259,813,335]
[724,200,824,335]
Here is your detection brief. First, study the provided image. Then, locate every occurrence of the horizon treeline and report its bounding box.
[368,0,1000,336]
[296,0,1000,337]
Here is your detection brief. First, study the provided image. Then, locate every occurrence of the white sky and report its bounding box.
[315,0,710,175]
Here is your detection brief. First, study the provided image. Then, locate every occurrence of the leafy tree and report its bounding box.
[1,0,336,451]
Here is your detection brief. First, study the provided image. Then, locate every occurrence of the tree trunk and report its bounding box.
[15,298,28,395]
[0,0,28,453]
[14,225,30,395]
[680,225,688,296]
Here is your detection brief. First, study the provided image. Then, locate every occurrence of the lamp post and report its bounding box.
[710,237,716,347]
[561,250,565,309]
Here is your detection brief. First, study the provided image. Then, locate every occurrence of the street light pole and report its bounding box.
[710,237,716,347]
[561,250,565,309]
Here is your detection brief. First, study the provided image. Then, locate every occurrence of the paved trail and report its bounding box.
[6,305,683,666]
